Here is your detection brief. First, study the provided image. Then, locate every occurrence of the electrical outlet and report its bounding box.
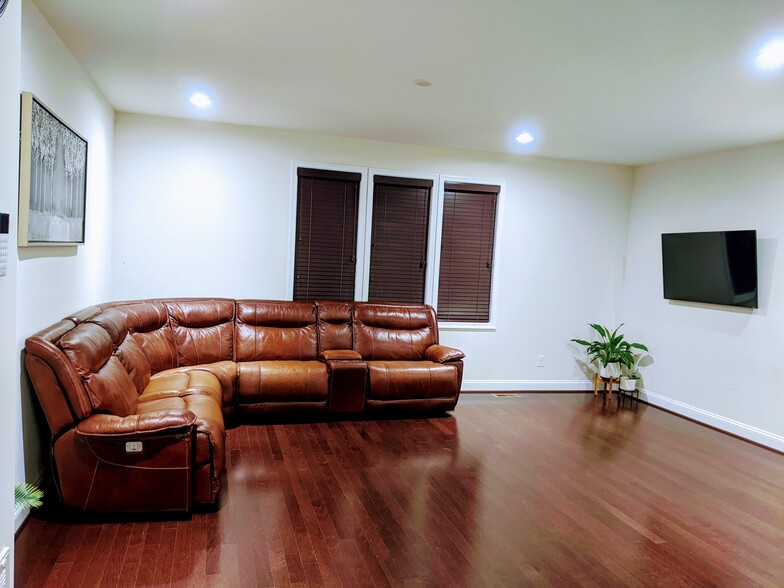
[537,355,544,367]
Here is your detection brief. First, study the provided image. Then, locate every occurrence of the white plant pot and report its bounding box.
[600,362,622,379]
[620,377,639,391]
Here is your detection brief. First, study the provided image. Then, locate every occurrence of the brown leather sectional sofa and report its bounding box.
[24,298,465,513]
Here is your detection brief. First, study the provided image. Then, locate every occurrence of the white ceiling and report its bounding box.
[33,0,784,165]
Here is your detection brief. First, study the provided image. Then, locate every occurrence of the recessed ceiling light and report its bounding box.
[755,36,784,70]
[189,92,212,108]
[515,132,535,145]
[413,79,435,87]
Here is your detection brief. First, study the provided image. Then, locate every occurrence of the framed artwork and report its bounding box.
[18,92,87,246]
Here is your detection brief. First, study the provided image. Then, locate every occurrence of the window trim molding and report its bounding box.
[431,175,505,330]
[287,164,504,331]
[287,161,369,301]
[439,322,498,332]
[362,169,440,303]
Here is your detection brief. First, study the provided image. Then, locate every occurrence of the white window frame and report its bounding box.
[431,175,504,332]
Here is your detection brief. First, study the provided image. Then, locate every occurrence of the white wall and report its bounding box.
[0,0,21,580]
[622,141,784,450]
[15,0,115,526]
[113,113,633,387]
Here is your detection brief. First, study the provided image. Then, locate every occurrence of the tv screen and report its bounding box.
[661,230,758,308]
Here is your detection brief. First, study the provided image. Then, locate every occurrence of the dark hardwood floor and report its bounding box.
[15,393,784,587]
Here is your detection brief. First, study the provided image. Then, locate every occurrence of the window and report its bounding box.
[293,167,360,301]
[368,175,433,303]
[290,164,500,326]
[437,182,500,322]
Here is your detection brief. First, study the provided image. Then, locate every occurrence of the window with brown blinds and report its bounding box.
[437,182,500,322]
[368,176,433,304]
[293,168,361,301]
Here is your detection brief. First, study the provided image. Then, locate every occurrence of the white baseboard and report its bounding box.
[462,379,593,392]
[640,388,784,453]
[14,506,27,532]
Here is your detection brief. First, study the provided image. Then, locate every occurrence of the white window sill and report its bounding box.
[438,322,496,332]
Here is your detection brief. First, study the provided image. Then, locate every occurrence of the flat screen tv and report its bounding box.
[661,230,758,308]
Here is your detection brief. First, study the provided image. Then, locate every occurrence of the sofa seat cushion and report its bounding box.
[140,370,223,406]
[237,360,328,404]
[366,361,459,401]
[148,361,237,409]
[137,375,225,474]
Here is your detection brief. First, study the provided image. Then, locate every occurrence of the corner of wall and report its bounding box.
[16,0,116,522]
[0,0,22,575]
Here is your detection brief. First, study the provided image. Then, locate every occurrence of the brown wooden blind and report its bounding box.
[368,176,433,303]
[437,182,499,322]
[293,168,360,301]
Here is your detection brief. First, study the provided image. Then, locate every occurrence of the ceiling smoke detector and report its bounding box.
[413,79,435,87]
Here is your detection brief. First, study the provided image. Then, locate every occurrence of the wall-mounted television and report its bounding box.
[661,230,758,308]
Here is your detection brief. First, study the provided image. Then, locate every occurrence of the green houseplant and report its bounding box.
[619,348,654,391]
[571,323,648,379]
[15,482,43,511]
[620,371,641,391]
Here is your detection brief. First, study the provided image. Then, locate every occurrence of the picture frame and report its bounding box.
[18,92,87,246]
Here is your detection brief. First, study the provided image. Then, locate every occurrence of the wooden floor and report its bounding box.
[15,393,784,587]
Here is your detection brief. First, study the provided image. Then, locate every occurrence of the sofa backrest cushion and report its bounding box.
[352,303,438,360]
[116,335,152,393]
[167,299,235,366]
[122,302,177,373]
[236,300,317,360]
[58,323,138,416]
[316,301,353,351]
[63,306,101,324]
[82,357,139,416]
[88,307,129,346]
[59,322,113,377]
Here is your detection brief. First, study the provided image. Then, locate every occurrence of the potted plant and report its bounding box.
[620,371,640,391]
[15,482,43,511]
[619,348,654,391]
[571,323,648,380]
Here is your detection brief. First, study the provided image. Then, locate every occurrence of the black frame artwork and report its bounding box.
[18,92,88,246]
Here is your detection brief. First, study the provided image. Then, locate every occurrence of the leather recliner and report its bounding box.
[24,298,464,513]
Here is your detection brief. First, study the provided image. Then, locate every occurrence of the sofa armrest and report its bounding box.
[319,349,363,361]
[76,410,197,437]
[64,410,196,512]
[425,344,466,363]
